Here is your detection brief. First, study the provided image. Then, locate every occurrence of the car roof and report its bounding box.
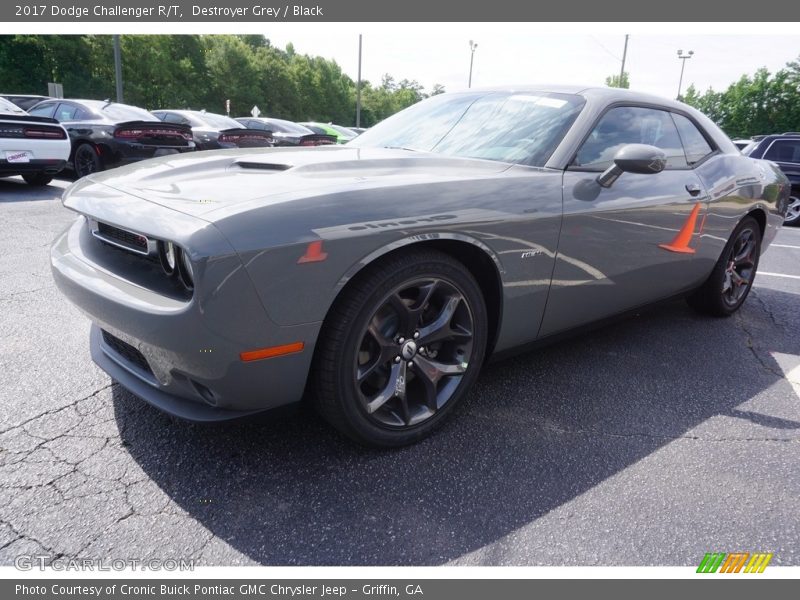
[461,85,695,111]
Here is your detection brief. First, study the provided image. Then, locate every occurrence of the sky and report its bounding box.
[260,25,800,99]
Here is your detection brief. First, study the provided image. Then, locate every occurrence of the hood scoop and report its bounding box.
[235,160,293,172]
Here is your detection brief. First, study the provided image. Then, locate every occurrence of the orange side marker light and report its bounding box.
[297,240,328,263]
[240,342,305,362]
[659,202,701,254]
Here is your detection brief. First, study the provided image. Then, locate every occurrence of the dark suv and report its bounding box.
[742,133,800,224]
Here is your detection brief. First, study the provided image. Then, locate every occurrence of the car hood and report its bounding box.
[79,146,512,219]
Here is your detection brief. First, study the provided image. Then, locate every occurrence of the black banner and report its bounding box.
[3,0,800,22]
[4,579,798,600]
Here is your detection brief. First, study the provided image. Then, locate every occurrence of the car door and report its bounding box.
[539,105,710,337]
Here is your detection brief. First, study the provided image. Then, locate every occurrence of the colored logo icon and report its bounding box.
[697,552,773,573]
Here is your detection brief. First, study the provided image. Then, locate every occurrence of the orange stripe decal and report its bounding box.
[240,342,305,362]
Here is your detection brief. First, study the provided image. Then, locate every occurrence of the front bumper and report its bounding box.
[51,207,321,421]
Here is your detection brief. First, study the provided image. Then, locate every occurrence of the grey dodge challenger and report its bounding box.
[51,86,790,446]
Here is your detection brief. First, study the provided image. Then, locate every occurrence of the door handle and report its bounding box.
[685,183,702,197]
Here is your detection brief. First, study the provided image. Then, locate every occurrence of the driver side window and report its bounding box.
[574,106,688,170]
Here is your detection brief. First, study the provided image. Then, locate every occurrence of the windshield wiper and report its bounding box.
[383,145,419,152]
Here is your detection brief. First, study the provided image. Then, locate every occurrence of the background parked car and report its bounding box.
[300,122,357,144]
[0,94,52,112]
[28,99,195,179]
[153,110,274,150]
[732,138,752,151]
[235,117,336,147]
[0,96,69,186]
[742,133,800,225]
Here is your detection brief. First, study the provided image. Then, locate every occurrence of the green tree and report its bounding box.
[682,57,800,138]
[605,72,630,89]
[203,35,261,115]
[0,35,453,127]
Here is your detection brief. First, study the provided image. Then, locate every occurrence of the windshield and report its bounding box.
[0,97,25,114]
[350,91,585,167]
[193,112,242,129]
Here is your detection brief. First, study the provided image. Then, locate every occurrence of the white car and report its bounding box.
[0,96,70,186]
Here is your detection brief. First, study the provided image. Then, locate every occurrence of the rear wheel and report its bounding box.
[687,216,761,317]
[784,193,800,225]
[22,172,53,186]
[314,250,488,447]
[73,143,102,179]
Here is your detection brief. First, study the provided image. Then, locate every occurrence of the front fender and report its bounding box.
[331,231,506,295]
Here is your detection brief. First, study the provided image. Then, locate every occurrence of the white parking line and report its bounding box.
[759,271,800,280]
[772,244,800,249]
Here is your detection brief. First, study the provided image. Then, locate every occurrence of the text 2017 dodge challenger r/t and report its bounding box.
[51,86,789,446]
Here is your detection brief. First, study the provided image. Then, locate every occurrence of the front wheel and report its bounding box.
[314,250,488,447]
[687,216,761,317]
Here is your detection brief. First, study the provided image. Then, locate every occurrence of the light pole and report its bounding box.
[676,49,694,100]
[619,34,629,87]
[468,40,478,88]
[356,34,362,128]
[113,34,123,103]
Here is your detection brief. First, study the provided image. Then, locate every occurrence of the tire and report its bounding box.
[784,193,800,226]
[22,172,53,186]
[73,143,102,179]
[314,250,488,447]
[687,216,761,317]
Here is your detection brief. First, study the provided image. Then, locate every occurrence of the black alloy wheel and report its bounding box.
[687,216,761,317]
[784,194,800,225]
[722,226,758,308]
[315,250,488,447]
[355,277,475,428]
[74,143,102,179]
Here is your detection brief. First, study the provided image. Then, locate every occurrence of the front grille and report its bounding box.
[96,222,149,253]
[101,330,153,375]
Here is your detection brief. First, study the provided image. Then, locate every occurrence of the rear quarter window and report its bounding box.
[672,113,715,164]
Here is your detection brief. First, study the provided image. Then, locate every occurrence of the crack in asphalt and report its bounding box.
[0,287,48,301]
[1,378,214,563]
[734,306,787,380]
[0,383,116,437]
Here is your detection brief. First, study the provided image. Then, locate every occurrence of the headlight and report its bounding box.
[159,241,177,275]
[178,248,194,290]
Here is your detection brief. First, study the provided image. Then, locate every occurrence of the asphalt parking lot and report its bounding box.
[1,175,799,567]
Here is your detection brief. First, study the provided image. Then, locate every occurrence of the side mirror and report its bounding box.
[596,144,667,188]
